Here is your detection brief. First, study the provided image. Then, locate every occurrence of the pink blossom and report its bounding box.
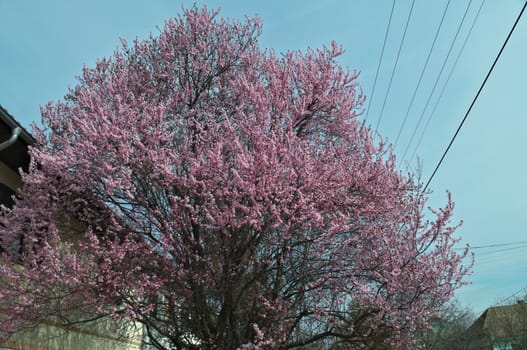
[0,6,469,350]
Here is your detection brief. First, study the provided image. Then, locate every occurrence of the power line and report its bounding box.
[400,0,474,165]
[476,251,527,266]
[393,0,451,149]
[422,0,527,192]
[465,239,527,250]
[476,244,527,257]
[495,286,527,306]
[364,0,396,123]
[454,239,527,251]
[374,0,416,133]
[408,0,486,165]
[472,286,527,316]
[476,255,527,269]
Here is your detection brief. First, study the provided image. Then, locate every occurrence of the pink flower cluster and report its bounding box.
[0,6,470,350]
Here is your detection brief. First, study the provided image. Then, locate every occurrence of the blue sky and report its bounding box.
[1,0,526,315]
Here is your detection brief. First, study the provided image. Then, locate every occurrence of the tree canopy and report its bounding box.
[0,6,469,350]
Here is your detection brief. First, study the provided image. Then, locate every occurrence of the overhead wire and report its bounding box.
[374,0,416,133]
[473,286,527,317]
[393,0,451,149]
[408,0,486,165]
[400,0,474,165]
[364,0,396,123]
[469,253,527,266]
[476,244,527,257]
[454,240,527,265]
[422,0,527,192]
[495,286,527,306]
[458,239,527,250]
[472,241,527,263]
[476,252,527,266]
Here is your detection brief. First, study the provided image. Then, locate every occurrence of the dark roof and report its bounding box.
[466,302,527,342]
[0,105,33,173]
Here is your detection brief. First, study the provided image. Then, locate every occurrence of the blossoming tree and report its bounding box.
[0,7,469,350]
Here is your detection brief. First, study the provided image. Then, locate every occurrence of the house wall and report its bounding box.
[0,166,144,349]
[0,161,22,191]
[1,319,143,350]
[0,110,144,350]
